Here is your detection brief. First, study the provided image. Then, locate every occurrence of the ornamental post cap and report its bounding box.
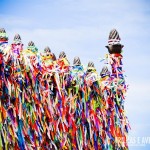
[0,28,6,33]
[87,61,95,68]
[0,28,8,41]
[106,29,124,54]
[14,34,21,41]
[100,66,110,77]
[44,46,51,53]
[59,51,66,58]
[13,34,22,44]
[73,56,81,66]
[28,41,35,46]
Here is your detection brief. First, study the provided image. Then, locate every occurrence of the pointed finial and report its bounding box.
[108,29,120,42]
[100,66,110,78]
[13,34,22,44]
[59,51,66,58]
[0,28,8,42]
[88,61,95,68]
[0,28,6,33]
[106,29,124,54]
[28,41,35,46]
[44,46,51,53]
[73,56,81,66]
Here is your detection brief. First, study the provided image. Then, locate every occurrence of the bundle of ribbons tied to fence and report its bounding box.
[0,28,130,150]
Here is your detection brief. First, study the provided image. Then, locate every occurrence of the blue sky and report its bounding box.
[1,0,150,149]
